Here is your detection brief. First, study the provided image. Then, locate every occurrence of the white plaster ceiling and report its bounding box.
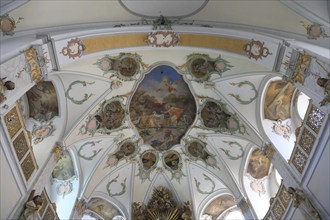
[1,1,317,219]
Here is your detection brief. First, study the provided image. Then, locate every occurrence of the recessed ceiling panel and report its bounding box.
[119,0,209,18]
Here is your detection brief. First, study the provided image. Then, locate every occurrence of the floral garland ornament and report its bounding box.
[61,38,85,59]
[106,174,127,197]
[243,39,272,60]
[162,150,185,182]
[137,150,159,182]
[178,53,233,82]
[219,141,244,160]
[147,31,180,47]
[94,53,148,81]
[301,21,330,40]
[228,81,258,105]
[65,80,95,105]
[0,14,23,36]
[77,140,103,160]
[194,173,215,195]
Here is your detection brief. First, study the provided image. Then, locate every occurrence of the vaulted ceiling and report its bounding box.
[1,1,329,220]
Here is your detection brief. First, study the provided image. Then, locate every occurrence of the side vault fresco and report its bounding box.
[129,65,196,151]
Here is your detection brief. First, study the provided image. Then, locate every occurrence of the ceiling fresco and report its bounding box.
[129,65,196,151]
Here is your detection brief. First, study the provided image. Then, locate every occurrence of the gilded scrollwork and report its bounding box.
[132,186,193,220]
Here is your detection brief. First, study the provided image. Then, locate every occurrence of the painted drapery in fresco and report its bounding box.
[129,65,196,151]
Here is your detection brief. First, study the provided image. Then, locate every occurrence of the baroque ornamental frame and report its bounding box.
[79,96,128,136]
[94,53,149,81]
[197,97,248,135]
[127,62,199,151]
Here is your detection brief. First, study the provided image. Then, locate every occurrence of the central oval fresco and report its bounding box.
[129,65,196,151]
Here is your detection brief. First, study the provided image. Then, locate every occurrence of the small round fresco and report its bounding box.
[129,65,196,151]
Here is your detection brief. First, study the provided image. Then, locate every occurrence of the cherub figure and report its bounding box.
[0,77,15,103]
[19,190,43,220]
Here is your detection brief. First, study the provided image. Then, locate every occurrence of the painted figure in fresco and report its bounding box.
[264,81,295,121]
[247,149,271,179]
[19,191,43,220]
[288,187,320,219]
[162,104,185,126]
[188,141,210,161]
[201,101,231,129]
[142,152,157,170]
[164,152,180,170]
[0,77,15,103]
[316,77,330,106]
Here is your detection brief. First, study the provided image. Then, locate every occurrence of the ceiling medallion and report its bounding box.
[94,53,148,81]
[79,97,126,136]
[178,53,233,82]
[243,39,272,60]
[0,14,23,36]
[129,65,197,151]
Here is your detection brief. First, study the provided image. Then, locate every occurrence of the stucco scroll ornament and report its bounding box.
[65,80,95,105]
[106,174,127,197]
[147,31,180,47]
[228,81,258,105]
[243,39,272,60]
[77,140,103,160]
[61,37,85,59]
[0,14,23,36]
[219,141,244,160]
[194,173,215,194]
